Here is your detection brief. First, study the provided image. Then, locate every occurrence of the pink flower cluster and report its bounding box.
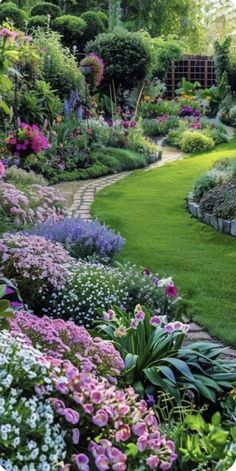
[0,233,73,305]
[10,311,124,381]
[0,182,65,226]
[49,359,177,470]
[157,113,169,124]
[0,160,5,178]
[6,122,49,160]
[80,53,104,88]
[0,183,33,226]
[31,184,65,223]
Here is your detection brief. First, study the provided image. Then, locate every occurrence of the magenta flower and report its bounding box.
[132,421,148,436]
[63,408,80,424]
[92,409,109,427]
[90,391,103,404]
[5,286,15,295]
[165,284,178,298]
[73,453,89,471]
[0,161,5,178]
[95,455,109,471]
[112,463,127,471]
[146,455,160,469]
[150,316,161,327]
[115,424,131,442]
[135,310,145,321]
[160,462,171,470]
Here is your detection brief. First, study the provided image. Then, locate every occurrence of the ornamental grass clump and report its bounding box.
[0,233,73,311]
[28,216,125,260]
[0,331,66,471]
[10,311,124,381]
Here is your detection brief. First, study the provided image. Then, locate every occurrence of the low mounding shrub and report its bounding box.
[53,14,86,48]
[31,2,62,19]
[45,261,181,328]
[0,233,73,310]
[0,331,66,471]
[86,28,151,90]
[0,3,28,29]
[200,182,236,220]
[10,310,124,381]
[27,217,125,260]
[81,10,106,43]
[181,131,215,153]
[28,14,49,29]
[193,174,217,202]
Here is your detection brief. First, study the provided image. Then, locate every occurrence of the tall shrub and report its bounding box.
[86,28,151,90]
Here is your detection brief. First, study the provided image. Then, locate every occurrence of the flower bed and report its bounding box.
[188,157,236,236]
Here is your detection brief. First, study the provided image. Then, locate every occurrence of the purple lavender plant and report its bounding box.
[26,217,125,260]
[178,106,201,118]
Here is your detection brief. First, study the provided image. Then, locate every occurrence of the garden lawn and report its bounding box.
[92,138,236,346]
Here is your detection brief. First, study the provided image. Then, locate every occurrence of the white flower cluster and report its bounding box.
[44,261,130,328]
[0,332,66,470]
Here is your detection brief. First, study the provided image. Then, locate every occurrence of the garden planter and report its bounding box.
[187,195,236,237]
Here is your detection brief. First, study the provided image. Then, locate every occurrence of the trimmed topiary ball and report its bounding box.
[28,14,49,29]
[53,14,86,48]
[86,28,151,90]
[0,2,28,28]
[81,10,106,44]
[30,2,62,19]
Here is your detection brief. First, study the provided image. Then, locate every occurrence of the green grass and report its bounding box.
[92,138,236,346]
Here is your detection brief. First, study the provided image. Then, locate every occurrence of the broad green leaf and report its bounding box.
[162,357,194,381]
[158,365,176,384]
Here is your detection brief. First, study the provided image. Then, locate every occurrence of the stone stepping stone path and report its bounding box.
[54,137,236,358]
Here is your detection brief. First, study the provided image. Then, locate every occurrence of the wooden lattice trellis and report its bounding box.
[165,55,216,98]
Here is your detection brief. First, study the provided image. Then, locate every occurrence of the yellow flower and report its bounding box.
[144,95,151,103]
[230,387,236,400]
[55,115,62,124]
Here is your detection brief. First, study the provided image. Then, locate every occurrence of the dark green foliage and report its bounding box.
[0,2,28,28]
[32,146,147,183]
[193,174,216,202]
[96,10,108,29]
[27,15,49,29]
[30,2,62,19]
[33,30,85,98]
[81,10,106,44]
[53,14,86,48]
[214,37,231,85]
[200,182,236,220]
[86,28,151,90]
[17,80,62,125]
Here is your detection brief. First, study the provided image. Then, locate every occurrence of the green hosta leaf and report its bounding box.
[158,365,176,384]
[125,353,138,370]
[194,379,216,402]
[133,381,144,397]
[162,358,194,381]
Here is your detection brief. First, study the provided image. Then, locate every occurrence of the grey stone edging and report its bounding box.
[188,193,236,237]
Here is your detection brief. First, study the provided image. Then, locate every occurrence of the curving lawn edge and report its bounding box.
[92,139,236,346]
